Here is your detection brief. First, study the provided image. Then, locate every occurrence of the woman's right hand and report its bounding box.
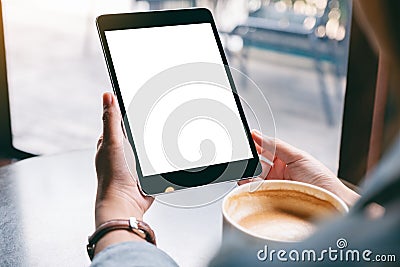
[251,130,359,207]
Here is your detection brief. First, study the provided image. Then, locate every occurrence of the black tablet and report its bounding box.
[96,8,261,195]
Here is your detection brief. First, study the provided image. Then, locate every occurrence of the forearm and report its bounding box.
[91,241,178,267]
[94,230,145,256]
[95,197,145,226]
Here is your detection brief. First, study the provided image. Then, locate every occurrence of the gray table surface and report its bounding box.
[0,149,233,267]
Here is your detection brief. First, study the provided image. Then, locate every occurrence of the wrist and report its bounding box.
[336,182,360,207]
[95,198,144,227]
[89,217,156,259]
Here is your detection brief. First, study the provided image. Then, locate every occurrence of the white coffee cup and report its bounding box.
[222,180,348,244]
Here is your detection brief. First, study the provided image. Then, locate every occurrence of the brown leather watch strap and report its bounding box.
[87,217,156,260]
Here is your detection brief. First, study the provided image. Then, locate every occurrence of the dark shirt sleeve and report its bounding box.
[91,241,179,267]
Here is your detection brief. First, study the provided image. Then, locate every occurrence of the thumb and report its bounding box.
[102,92,123,146]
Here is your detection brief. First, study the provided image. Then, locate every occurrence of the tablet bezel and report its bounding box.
[96,8,262,195]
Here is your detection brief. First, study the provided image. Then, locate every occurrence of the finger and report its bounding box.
[274,138,304,164]
[102,92,122,146]
[252,130,277,152]
[251,129,264,147]
[252,130,304,164]
[237,177,263,186]
[254,142,262,154]
[266,157,287,180]
[252,131,275,164]
[258,160,272,179]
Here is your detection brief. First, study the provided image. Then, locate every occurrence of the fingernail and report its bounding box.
[103,93,112,108]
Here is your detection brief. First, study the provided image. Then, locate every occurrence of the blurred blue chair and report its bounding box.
[226,0,352,126]
[144,0,197,9]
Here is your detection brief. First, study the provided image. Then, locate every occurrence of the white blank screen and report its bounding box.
[105,23,252,176]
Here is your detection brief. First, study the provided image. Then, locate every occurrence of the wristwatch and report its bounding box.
[87,217,156,260]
